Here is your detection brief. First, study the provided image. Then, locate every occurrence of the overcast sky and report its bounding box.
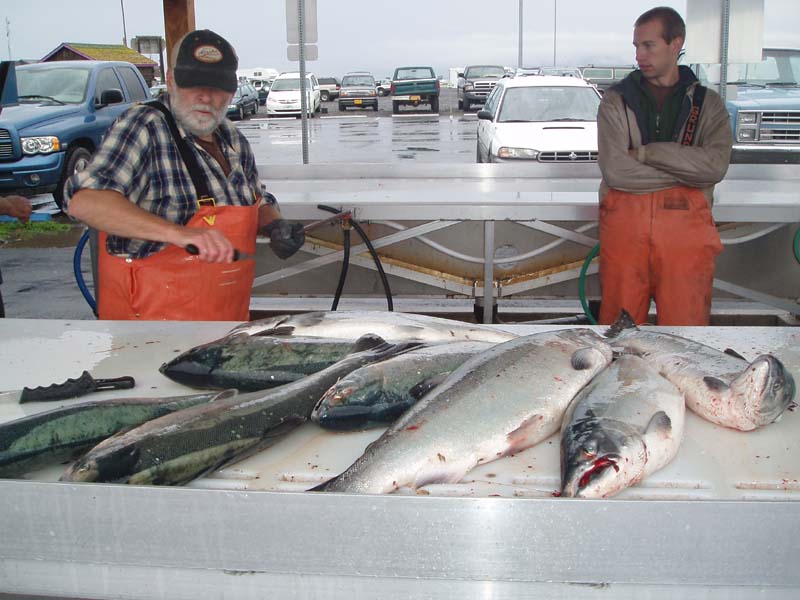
[2,1,799,78]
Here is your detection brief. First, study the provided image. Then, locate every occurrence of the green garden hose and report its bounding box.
[794,227,800,265]
[579,243,600,325]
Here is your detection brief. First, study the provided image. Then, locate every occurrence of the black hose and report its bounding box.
[331,227,350,311]
[317,204,393,311]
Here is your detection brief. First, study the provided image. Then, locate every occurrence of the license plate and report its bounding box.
[354,99,362,105]
[410,95,421,101]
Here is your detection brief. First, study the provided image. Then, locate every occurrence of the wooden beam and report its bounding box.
[163,0,196,70]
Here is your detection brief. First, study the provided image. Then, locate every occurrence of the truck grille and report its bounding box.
[759,129,800,142]
[474,81,497,92]
[538,150,598,162]
[0,129,12,159]
[761,111,800,125]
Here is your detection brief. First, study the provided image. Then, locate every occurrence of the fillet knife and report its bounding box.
[0,371,136,404]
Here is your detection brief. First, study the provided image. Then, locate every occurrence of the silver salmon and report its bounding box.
[228,311,518,344]
[560,355,685,498]
[606,311,795,431]
[314,329,613,494]
[311,341,493,430]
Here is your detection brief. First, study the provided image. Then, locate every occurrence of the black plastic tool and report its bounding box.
[19,371,136,403]
[185,243,256,261]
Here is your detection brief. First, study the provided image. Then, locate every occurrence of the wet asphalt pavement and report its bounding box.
[1,87,480,320]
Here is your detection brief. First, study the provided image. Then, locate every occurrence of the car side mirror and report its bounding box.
[457,72,464,78]
[477,110,492,121]
[98,89,124,106]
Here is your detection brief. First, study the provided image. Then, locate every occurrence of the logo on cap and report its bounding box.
[194,45,223,63]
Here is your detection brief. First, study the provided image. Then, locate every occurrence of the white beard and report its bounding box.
[171,92,227,137]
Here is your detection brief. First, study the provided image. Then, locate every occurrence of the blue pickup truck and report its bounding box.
[691,48,800,164]
[0,60,151,209]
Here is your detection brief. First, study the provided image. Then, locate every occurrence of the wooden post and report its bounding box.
[163,0,196,71]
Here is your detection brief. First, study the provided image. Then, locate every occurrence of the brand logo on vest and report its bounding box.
[203,216,216,226]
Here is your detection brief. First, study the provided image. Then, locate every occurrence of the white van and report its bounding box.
[265,72,321,118]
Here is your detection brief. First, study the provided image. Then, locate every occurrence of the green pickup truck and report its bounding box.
[391,66,440,114]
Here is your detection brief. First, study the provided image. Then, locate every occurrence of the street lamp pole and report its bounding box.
[518,0,523,68]
[553,0,557,66]
[120,0,128,47]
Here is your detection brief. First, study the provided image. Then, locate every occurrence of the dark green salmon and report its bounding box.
[0,391,225,478]
[63,336,421,486]
[159,334,367,391]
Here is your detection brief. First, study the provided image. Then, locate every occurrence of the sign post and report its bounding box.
[286,0,318,164]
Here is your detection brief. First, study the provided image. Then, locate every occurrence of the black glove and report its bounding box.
[262,219,305,259]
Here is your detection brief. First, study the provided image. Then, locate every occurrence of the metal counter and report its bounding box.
[253,163,800,323]
[0,318,798,598]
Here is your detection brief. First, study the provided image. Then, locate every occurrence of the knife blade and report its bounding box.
[0,371,136,404]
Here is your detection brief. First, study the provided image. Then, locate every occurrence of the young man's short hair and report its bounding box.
[635,6,686,44]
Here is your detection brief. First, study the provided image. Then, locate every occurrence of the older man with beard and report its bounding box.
[66,30,304,321]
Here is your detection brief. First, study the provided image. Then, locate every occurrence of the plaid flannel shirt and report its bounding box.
[65,96,261,258]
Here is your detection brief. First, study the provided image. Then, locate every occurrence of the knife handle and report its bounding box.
[19,371,136,403]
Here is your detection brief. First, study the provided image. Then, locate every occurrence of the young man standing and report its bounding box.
[597,7,732,325]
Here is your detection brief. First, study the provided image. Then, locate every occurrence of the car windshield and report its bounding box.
[17,66,91,104]
[696,51,800,86]
[271,78,307,91]
[465,66,505,78]
[395,68,434,80]
[342,75,374,87]
[498,86,600,123]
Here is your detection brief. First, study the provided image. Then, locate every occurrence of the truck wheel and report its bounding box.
[321,91,329,102]
[458,99,463,110]
[463,99,470,112]
[372,103,378,112]
[339,103,346,111]
[431,97,439,113]
[55,146,92,211]
[238,105,245,120]
[392,101,400,115]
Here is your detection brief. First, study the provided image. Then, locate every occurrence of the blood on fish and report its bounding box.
[578,456,619,489]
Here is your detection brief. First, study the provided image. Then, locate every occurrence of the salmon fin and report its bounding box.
[253,325,296,337]
[603,309,638,339]
[506,413,545,454]
[644,411,672,436]
[211,389,238,402]
[178,417,306,485]
[351,334,387,353]
[571,347,603,370]
[703,376,729,392]
[723,348,747,361]
[409,372,451,400]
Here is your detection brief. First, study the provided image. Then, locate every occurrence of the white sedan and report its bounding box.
[476,75,602,163]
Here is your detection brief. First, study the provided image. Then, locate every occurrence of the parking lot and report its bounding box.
[237,87,480,165]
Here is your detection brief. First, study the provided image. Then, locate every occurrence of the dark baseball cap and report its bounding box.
[173,29,238,93]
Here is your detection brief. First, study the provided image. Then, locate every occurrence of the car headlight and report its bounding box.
[367,90,377,96]
[21,136,60,155]
[464,84,474,91]
[497,147,539,159]
[738,112,757,125]
[738,128,757,142]
[228,104,237,109]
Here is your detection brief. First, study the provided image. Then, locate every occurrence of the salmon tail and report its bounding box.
[309,476,337,492]
[603,309,638,339]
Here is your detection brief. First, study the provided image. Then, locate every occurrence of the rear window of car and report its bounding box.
[318,78,339,85]
[342,75,375,87]
[395,68,435,80]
